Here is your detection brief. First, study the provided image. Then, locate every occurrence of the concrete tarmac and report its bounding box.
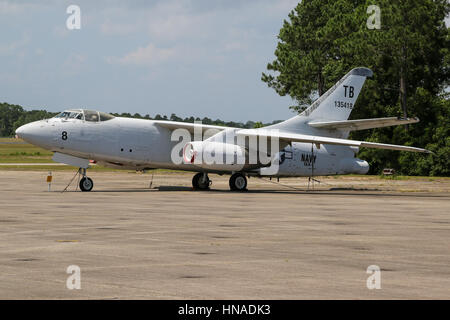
[0,171,449,299]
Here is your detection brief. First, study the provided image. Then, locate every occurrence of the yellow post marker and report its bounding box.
[47,171,52,192]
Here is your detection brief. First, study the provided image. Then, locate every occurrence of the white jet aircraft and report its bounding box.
[15,68,430,192]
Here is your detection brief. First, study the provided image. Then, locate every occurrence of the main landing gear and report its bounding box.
[79,168,94,192]
[191,172,248,191]
[229,173,247,191]
[192,172,211,190]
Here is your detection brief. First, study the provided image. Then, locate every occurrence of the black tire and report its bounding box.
[79,177,94,192]
[229,173,247,191]
[192,173,200,189]
[192,173,210,190]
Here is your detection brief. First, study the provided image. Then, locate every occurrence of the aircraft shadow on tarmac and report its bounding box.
[156,186,446,198]
[60,186,448,198]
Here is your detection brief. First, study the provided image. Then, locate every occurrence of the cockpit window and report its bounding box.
[99,112,115,121]
[68,112,81,119]
[54,109,114,122]
[84,110,99,122]
[54,111,83,120]
[55,112,69,118]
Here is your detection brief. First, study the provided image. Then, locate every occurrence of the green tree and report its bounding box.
[0,103,57,137]
[263,0,449,175]
[262,0,362,111]
[359,0,449,122]
[0,103,25,136]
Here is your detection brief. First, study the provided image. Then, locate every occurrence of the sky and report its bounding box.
[1,1,448,123]
[0,0,299,122]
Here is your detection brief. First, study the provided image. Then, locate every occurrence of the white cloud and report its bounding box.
[97,0,298,40]
[96,0,299,69]
[0,0,298,121]
[107,43,176,67]
[98,1,214,40]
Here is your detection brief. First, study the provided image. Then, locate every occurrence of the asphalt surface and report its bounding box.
[0,171,449,299]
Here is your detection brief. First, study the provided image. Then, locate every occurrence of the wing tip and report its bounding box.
[397,116,420,123]
[350,67,373,77]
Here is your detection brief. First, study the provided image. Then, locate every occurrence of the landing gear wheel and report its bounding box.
[229,173,247,191]
[79,177,94,192]
[192,173,211,190]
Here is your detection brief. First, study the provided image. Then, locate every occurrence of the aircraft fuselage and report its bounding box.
[17,116,369,176]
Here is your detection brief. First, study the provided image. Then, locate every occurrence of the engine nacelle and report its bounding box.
[183,141,247,171]
[339,158,369,174]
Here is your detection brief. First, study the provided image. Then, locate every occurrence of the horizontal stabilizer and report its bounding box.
[308,117,420,131]
[237,129,431,153]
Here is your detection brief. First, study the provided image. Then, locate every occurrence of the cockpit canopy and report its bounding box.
[53,109,115,122]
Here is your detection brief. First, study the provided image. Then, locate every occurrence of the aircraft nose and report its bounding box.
[14,121,50,147]
[15,124,28,139]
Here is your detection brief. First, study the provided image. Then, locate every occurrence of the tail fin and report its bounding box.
[301,67,372,120]
[270,68,372,131]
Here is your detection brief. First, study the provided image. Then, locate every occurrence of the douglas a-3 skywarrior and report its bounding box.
[15,68,430,192]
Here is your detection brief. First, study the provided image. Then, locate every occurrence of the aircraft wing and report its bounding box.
[236,129,432,153]
[308,117,419,131]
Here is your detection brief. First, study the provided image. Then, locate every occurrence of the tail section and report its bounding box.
[301,67,372,121]
[270,67,372,132]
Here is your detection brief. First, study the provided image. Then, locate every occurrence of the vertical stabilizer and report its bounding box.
[269,68,373,132]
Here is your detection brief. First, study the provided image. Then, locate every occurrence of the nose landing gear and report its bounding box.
[61,167,94,192]
[79,168,94,192]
